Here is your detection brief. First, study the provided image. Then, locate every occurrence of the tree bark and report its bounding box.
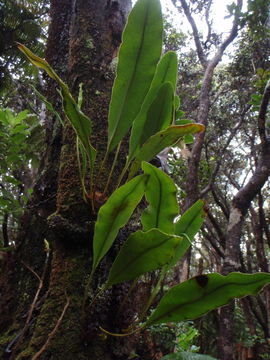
[0,1,136,359]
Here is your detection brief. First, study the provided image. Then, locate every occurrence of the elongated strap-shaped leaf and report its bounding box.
[32,86,63,125]
[141,162,178,233]
[107,0,163,153]
[17,42,62,84]
[18,43,96,165]
[141,82,174,146]
[129,51,178,159]
[92,174,148,273]
[169,200,206,267]
[106,229,182,287]
[128,124,205,178]
[146,272,270,326]
[136,124,204,162]
[58,90,96,164]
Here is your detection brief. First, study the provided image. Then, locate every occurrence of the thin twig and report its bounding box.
[9,253,50,358]
[103,141,121,195]
[32,294,71,360]
[172,0,207,66]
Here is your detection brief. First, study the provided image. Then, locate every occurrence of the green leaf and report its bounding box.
[170,200,206,267]
[92,174,149,273]
[14,110,29,124]
[129,124,204,178]
[18,43,96,166]
[12,133,27,145]
[141,161,178,233]
[11,124,28,134]
[0,198,10,207]
[58,89,96,165]
[0,108,15,126]
[140,82,174,146]
[32,86,63,125]
[174,95,180,111]
[176,119,192,125]
[128,51,178,159]
[4,176,21,186]
[146,272,270,326]
[136,124,204,162]
[107,0,163,153]
[17,43,64,84]
[184,134,194,144]
[106,229,182,287]
[162,351,217,360]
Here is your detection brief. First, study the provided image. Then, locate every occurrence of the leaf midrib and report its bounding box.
[109,232,179,283]
[147,275,269,325]
[93,177,145,269]
[109,0,151,150]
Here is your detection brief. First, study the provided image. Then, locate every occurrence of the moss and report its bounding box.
[85,37,95,49]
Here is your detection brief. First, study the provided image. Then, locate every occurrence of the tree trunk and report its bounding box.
[218,80,270,360]
[0,1,137,359]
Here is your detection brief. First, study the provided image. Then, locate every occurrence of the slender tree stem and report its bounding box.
[76,137,88,202]
[115,278,139,319]
[115,158,131,189]
[103,142,121,195]
[99,323,144,337]
[82,269,95,313]
[136,265,168,324]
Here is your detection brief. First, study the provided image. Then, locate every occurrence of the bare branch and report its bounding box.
[9,254,50,359]
[206,210,226,247]
[201,226,225,258]
[215,0,243,62]
[172,0,207,66]
[211,185,230,220]
[204,0,213,48]
[200,105,250,197]
[258,79,270,147]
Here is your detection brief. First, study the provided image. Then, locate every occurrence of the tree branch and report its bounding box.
[258,79,270,147]
[172,0,207,66]
[173,0,243,209]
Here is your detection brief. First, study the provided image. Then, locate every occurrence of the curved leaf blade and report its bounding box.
[106,229,182,287]
[141,82,174,145]
[58,89,96,165]
[17,42,62,83]
[18,43,96,165]
[169,200,206,267]
[128,124,205,178]
[129,51,178,159]
[92,174,148,273]
[136,124,204,162]
[32,86,63,125]
[142,161,178,233]
[107,0,163,153]
[146,272,270,326]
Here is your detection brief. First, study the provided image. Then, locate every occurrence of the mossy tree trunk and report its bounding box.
[0,1,148,359]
